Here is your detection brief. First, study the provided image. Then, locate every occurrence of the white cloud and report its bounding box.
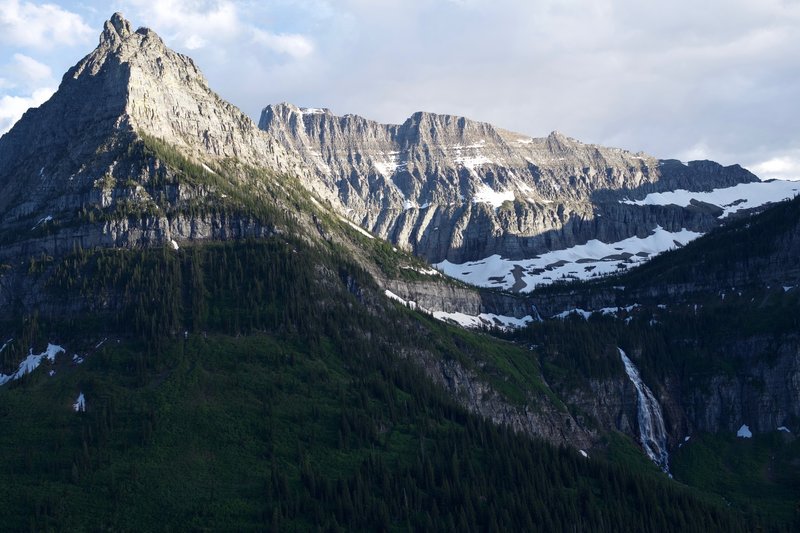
[251,29,314,58]
[677,142,712,163]
[0,86,55,135]
[0,0,93,49]
[124,0,242,48]
[184,34,207,50]
[124,0,315,57]
[445,0,480,6]
[750,154,800,181]
[12,53,52,84]
[125,0,240,36]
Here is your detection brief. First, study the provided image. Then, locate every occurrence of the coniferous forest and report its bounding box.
[0,234,795,531]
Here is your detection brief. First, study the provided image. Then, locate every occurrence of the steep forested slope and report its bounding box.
[0,235,782,531]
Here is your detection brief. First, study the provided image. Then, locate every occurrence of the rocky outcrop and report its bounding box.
[542,333,800,459]
[260,103,758,263]
[384,278,532,317]
[436,357,593,448]
[0,213,275,262]
[399,344,594,449]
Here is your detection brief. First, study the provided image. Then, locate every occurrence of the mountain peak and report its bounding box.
[101,12,132,44]
[0,12,309,231]
[68,13,168,82]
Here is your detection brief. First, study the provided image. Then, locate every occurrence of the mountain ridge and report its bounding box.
[260,102,763,265]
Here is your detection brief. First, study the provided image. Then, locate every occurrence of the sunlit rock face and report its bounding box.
[0,13,310,259]
[261,103,760,267]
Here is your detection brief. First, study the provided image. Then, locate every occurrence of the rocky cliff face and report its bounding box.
[260,103,758,263]
[682,336,800,435]
[383,278,533,317]
[0,13,314,261]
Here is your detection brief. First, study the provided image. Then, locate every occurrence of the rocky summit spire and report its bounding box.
[101,12,132,45]
[0,13,311,255]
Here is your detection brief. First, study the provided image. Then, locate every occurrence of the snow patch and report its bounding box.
[473,184,514,208]
[201,163,216,175]
[384,289,407,304]
[384,289,422,311]
[73,392,86,413]
[0,344,65,386]
[553,308,593,320]
[339,216,374,239]
[552,305,640,320]
[375,160,399,178]
[31,215,53,230]
[579,450,589,458]
[433,311,534,331]
[455,154,493,170]
[435,226,702,292]
[737,424,752,438]
[374,151,407,178]
[384,290,532,331]
[170,239,180,250]
[621,180,800,217]
[401,265,440,276]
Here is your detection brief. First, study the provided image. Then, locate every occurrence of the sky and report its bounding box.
[1,0,799,180]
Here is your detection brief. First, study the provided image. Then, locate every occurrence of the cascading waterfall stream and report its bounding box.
[618,348,670,473]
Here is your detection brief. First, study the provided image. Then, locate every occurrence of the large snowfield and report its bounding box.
[436,180,800,292]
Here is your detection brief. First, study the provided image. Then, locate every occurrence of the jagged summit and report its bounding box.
[102,12,133,43]
[0,14,310,257]
[2,12,305,175]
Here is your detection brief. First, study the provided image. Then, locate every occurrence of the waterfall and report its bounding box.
[618,348,669,473]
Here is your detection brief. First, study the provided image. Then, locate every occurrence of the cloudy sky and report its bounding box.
[1,0,798,179]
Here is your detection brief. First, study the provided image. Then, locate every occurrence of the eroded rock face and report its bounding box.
[384,278,533,317]
[398,345,594,449]
[683,336,800,435]
[0,13,312,255]
[260,103,758,263]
